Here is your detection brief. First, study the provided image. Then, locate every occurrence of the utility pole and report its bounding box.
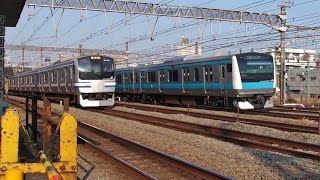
[40,46,43,66]
[279,1,287,105]
[195,42,199,54]
[306,53,310,99]
[22,47,25,71]
[79,44,83,56]
[125,41,129,65]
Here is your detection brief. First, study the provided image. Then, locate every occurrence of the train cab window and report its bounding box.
[159,70,165,82]
[116,74,122,83]
[168,69,178,82]
[194,68,199,82]
[227,64,232,72]
[183,68,190,82]
[147,72,156,83]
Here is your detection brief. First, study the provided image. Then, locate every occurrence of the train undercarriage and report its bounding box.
[117,93,273,109]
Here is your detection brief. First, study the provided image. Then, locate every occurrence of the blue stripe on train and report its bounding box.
[116,82,273,90]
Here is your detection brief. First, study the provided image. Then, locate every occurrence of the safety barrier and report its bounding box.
[0,108,77,179]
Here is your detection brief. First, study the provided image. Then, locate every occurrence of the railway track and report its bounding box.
[116,102,319,134]
[245,109,319,121]
[90,108,320,162]
[77,122,231,180]
[9,98,231,179]
[121,101,320,121]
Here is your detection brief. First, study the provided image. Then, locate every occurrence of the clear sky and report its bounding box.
[5,0,320,65]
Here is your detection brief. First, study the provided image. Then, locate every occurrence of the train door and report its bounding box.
[159,70,165,92]
[122,73,129,92]
[133,71,138,94]
[66,67,71,92]
[206,66,214,94]
[182,68,191,93]
[219,64,226,97]
[132,70,136,94]
[139,72,145,92]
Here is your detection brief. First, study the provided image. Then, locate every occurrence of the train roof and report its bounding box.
[117,52,269,71]
[10,54,113,77]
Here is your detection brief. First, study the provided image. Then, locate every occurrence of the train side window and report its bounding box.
[38,74,41,85]
[70,66,75,81]
[25,76,29,84]
[31,75,34,84]
[44,72,49,83]
[194,68,199,82]
[128,74,132,83]
[51,71,55,82]
[168,69,178,82]
[221,65,225,79]
[60,68,65,82]
[116,74,122,83]
[227,64,232,72]
[66,67,71,83]
[147,72,156,83]
[134,73,138,83]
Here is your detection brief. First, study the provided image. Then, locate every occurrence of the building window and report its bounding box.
[290,77,295,81]
[311,77,316,81]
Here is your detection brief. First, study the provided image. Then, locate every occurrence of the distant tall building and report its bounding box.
[176,37,202,56]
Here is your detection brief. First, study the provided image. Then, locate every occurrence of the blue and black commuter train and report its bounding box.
[115,52,276,109]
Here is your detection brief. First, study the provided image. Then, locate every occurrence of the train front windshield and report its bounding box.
[78,56,114,80]
[237,54,274,82]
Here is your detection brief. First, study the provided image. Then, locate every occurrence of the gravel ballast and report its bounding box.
[10,97,320,179]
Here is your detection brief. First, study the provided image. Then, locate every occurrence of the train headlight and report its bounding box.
[91,56,101,60]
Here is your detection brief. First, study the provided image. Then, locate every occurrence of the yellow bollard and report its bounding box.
[5,169,23,180]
